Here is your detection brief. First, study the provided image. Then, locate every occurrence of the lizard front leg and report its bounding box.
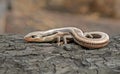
[56,31,73,46]
[56,31,70,46]
[57,36,62,46]
[63,35,73,44]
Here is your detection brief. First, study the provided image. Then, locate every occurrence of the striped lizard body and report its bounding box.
[24,27,109,48]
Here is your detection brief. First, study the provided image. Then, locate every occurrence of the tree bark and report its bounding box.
[0,34,120,74]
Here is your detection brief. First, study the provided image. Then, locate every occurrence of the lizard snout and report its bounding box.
[24,35,44,42]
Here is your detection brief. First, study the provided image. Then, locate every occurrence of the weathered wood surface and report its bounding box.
[0,34,120,74]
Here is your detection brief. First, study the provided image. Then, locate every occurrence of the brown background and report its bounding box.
[0,0,120,37]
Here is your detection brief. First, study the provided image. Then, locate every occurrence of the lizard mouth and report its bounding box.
[24,37,32,42]
[24,37,44,42]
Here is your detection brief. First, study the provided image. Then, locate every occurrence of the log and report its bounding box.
[0,34,120,74]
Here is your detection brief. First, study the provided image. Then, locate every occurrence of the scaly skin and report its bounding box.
[24,27,109,48]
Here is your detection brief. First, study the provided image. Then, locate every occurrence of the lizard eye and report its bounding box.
[31,35,37,38]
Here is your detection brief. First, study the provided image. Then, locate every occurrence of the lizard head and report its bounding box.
[24,31,45,42]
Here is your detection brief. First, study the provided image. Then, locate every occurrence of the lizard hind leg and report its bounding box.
[85,33,94,39]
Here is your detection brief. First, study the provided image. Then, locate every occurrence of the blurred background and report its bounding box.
[0,0,120,37]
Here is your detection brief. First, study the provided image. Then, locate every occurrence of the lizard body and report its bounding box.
[24,27,109,48]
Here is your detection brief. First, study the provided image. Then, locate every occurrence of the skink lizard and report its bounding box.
[24,27,109,48]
